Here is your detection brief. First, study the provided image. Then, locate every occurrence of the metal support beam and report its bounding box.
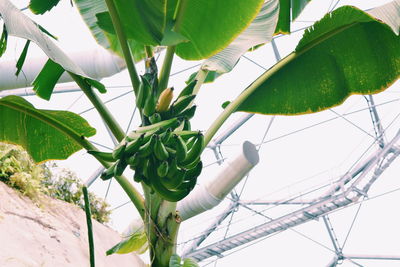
[182,202,238,256]
[345,254,400,261]
[365,95,386,148]
[322,216,342,256]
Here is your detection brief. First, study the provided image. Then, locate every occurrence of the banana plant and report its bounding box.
[0,0,399,266]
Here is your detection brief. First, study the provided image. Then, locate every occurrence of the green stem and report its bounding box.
[204,52,296,146]
[104,0,140,91]
[69,73,125,142]
[192,68,209,95]
[82,186,95,267]
[158,46,176,93]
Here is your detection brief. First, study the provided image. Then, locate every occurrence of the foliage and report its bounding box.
[0,143,111,224]
[0,0,399,266]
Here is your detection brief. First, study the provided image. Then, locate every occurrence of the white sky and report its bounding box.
[2,0,400,266]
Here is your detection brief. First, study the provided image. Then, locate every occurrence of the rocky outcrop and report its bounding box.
[0,182,145,267]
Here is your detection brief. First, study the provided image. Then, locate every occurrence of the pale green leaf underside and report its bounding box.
[237,5,400,115]
[202,0,280,73]
[175,0,265,60]
[0,0,89,78]
[0,96,96,163]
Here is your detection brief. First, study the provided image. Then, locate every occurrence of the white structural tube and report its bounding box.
[0,47,126,91]
[178,141,259,221]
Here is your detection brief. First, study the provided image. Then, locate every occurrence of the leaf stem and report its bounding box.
[204,52,296,146]
[82,186,95,267]
[158,46,176,93]
[69,73,125,142]
[104,0,140,91]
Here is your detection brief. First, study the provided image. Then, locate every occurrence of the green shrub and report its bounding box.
[0,143,111,224]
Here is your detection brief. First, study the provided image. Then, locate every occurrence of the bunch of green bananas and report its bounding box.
[91,117,204,202]
[90,70,203,201]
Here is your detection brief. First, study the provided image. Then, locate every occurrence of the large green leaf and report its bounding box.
[175,0,265,60]
[202,0,280,73]
[0,0,88,77]
[236,4,400,115]
[113,0,166,46]
[73,0,146,62]
[0,96,96,163]
[275,0,312,34]
[29,0,61,14]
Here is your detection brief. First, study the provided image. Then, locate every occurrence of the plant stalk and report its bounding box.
[104,0,140,91]
[82,186,95,267]
[158,46,176,93]
[69,73,125,142]
[204,52,296,146]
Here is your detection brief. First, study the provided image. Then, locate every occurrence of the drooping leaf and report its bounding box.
[0,0,89,77]
[182,258,199,267]
[32,59,65,100]
[169,254,182,267]
[175,0,265,60]
[0,25,7,57]
[15,40,31,76]
[275,0,312,34]
[106,230,148,255]
[236,5,400,115]
[74,0,146,62]
[29,0,61,14]
[0,96,96,163]
[202,0,280,73]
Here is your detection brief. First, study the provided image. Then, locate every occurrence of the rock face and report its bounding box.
[0,182,145,267]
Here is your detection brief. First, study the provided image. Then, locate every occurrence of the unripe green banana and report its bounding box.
[143,94,157,117]
[135,82,145,109]
[157,161,169,177]
[154,135,169,161]
[178,105,197,120]
[173,131,199,140]
[156,87,174,112]
[112,141,127,159]
[127,153,141,168]
[172,134,188,163]
[150,175,191,202]
[125,135,144,156]
[133,171,145,183]
[185,160,203,179]
[138,134,157,158]
[163,167,186,190]
[171,95,196,115]
[142,157,151,178]
[100,164,116,180]
[183,118,191,131]
[160,128,172,143]
[180,132,204,166]
[149,113,162,124]
[181,156,201,170]
[87,150,115,162]
[114,159,128,176]
[177,79,197,99]
[135,117,179,133]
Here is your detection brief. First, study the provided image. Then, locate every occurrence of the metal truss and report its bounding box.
[182,127,400,263]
